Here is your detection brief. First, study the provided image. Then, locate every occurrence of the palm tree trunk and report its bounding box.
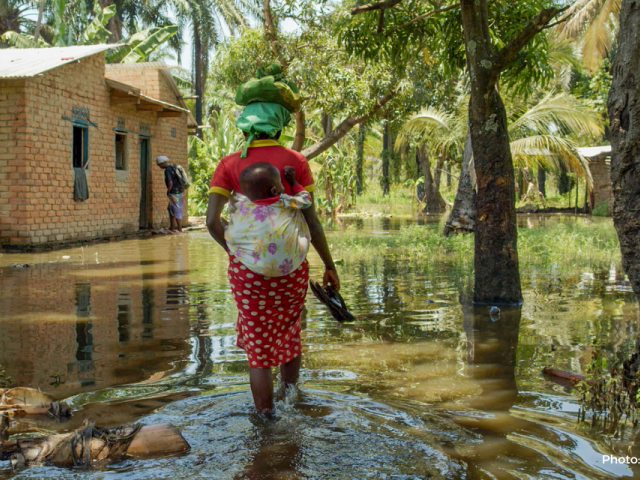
[33,0,46,44]
[356,124,365,194]
[193,17,204,138]
[608,0,640,304]
[444,129,476,236]
[381,123,390,196]
[321,113,333,136]
[537,167,546,197]
[417,146,446,213]
[99,0,122,42]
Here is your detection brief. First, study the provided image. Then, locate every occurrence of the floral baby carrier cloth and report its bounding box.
[225,192,312,277]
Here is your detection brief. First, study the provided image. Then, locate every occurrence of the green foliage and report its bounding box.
[571,58,613,122]
[1,30,48,47]
[592,202,610,217]
[210,26,395,120]
[0,0,33,39]
[115,25,179,63]
[0,364,12,388]
[399,88,603,183]
[554,0,620,72]
[188,111,245,216]
[329,217,620,270]
[575,346,640,434]
[339,0,559,98]
[315,145,357,215]
[80,4,116,45]
[1,0,177,63]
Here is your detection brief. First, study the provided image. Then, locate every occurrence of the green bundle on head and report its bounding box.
[235,63,301,113]
[235,63,301,157]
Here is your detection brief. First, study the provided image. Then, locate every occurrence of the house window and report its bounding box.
[115,133,127,170]
[72,125,88,168]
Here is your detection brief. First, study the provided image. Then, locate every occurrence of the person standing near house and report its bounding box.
[156,156,185,233]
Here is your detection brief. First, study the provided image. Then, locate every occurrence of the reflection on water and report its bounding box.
[0,217,639,479]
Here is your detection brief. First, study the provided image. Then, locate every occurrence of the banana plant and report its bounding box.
[1,0,176,64]
[105,25,178,63]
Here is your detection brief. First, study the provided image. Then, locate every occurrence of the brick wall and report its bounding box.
[0,54,189,247]
[0,239,191,398]
[104,65,178,105]
[0,80,28,245]
[589,154,613,214]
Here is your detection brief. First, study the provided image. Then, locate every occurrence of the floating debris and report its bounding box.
[0,421,190,470]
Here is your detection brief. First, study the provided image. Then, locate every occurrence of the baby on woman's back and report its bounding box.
[225,163,312,277]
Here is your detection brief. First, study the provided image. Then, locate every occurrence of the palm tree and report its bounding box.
[554,0,621,71]
[0,0,34,38]
[400,90,603,211]
[170,0,261,133]
[2,0,178,63]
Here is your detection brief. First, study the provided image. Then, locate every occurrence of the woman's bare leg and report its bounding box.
[249,367,274,416]
[280,354,301,387]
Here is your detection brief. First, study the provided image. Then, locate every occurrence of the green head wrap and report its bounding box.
[236,102,291,158]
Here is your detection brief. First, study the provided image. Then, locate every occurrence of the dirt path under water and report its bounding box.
[0,216,638,479]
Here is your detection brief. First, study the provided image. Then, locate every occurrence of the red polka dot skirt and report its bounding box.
[228,254,308,368]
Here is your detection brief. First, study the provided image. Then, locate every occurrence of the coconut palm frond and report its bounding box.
[234,0,262,22]
[548,37,581,90]
[510,135,593,186]
[215,0,248,32]
[508,92,604,140]
[396,107,458,154]
[554,0,621,71]
[402,107,457,138]
[555,0,607,39]
[548,36,582,71]
[580,0,620,70]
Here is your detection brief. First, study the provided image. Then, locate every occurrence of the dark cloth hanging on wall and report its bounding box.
[73,167,89,202]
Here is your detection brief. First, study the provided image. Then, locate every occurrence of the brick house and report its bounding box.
[0,45,197,250]
[578,146,613,214]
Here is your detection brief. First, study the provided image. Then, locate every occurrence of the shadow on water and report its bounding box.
[0,218,639,479]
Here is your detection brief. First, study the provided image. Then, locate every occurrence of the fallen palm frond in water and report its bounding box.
[0,388,71,419]
[0,421,190,470]
[544,338,640,436]
[542,367,595,388]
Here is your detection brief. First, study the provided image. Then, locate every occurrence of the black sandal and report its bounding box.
[309,280,355,322]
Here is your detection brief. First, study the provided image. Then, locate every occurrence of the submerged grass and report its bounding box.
[328,217,620,272]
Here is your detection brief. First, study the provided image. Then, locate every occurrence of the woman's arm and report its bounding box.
[301,193,340,290]
[206,192,229,251]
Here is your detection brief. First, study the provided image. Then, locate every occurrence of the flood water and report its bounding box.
[0,215,638,479]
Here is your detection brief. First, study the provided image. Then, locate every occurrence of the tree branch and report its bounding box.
[301,89,396,160]
[377,9,385,33]
[493,6,568,73]
[351,0,404,15]
[263,0,287,67]
[263,0,307,149]
[542,14,571,31]
[292,110,306,151]
[386,3,461,36]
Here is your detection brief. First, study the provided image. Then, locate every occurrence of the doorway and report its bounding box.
[139,138,151,229]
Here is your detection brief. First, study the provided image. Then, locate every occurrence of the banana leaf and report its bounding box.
[80,4,116,45]
[0,31,49,48]
[121,25,178,63]
[51,0,66,46]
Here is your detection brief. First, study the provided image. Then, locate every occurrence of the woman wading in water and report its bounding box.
[206,68,339,416]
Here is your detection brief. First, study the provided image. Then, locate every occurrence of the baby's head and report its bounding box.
[239,162,285,201]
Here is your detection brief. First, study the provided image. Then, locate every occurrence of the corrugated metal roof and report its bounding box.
[0,45,114,79]
[578,145,611,158]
